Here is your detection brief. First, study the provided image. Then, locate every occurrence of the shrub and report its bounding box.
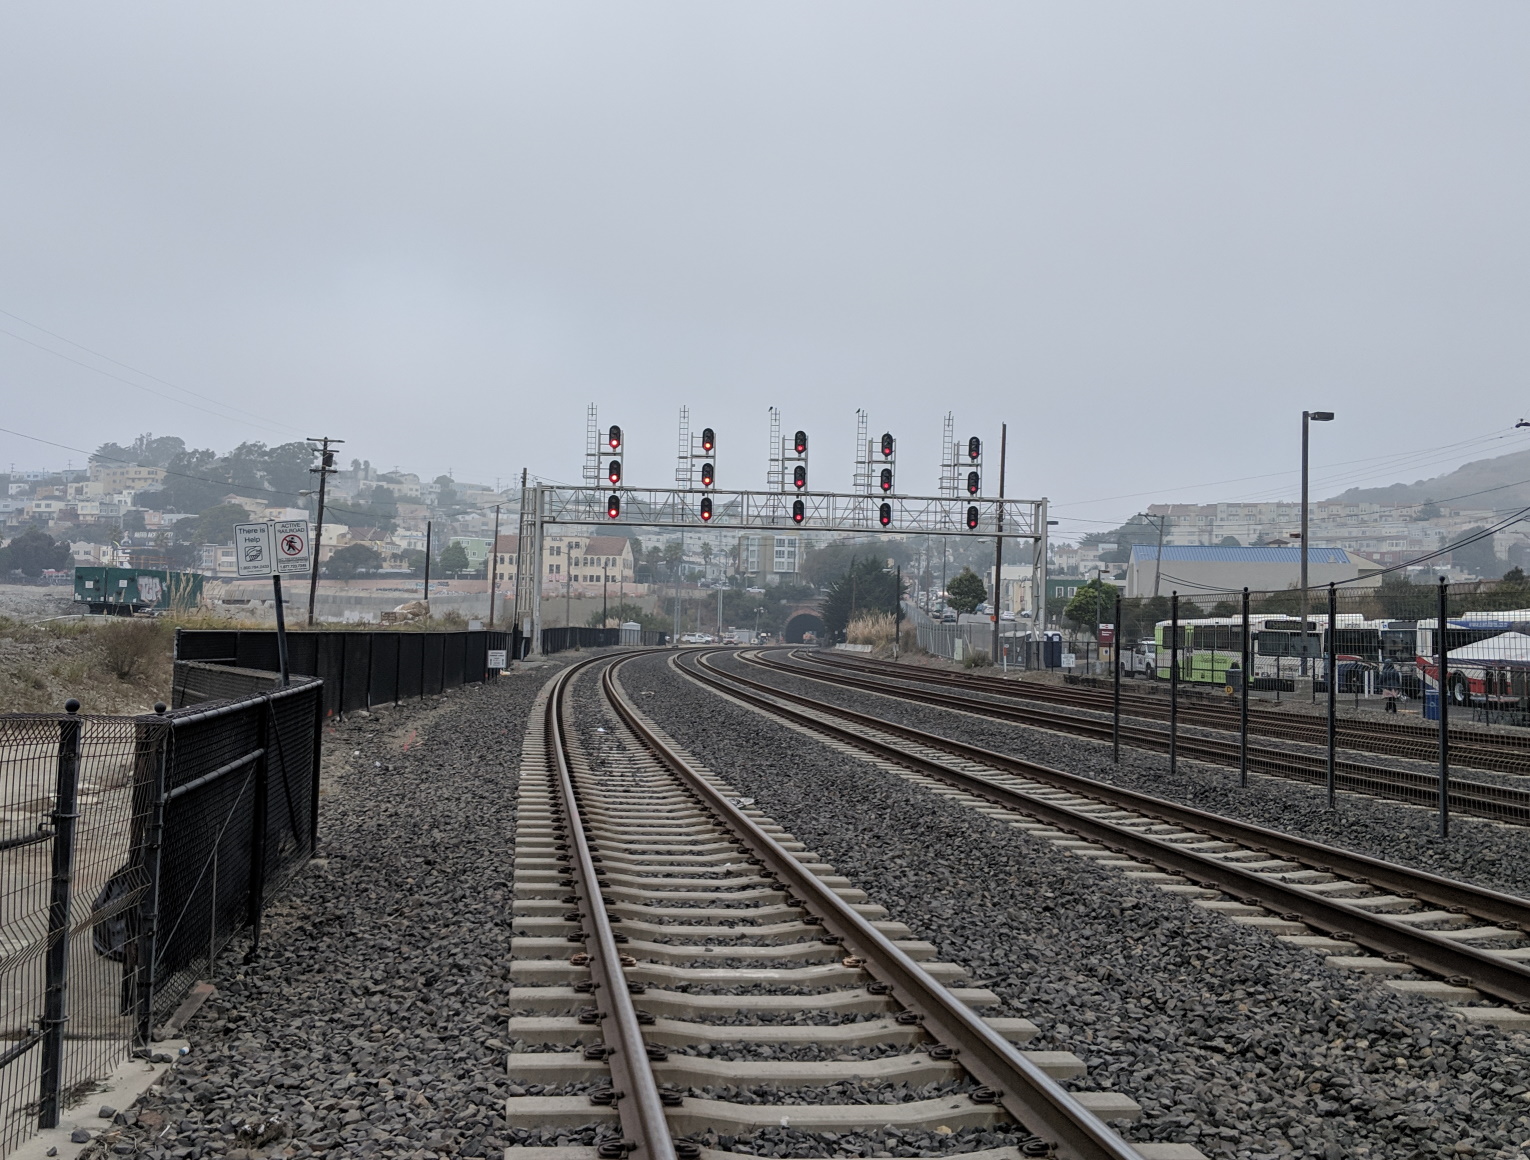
[962,648,990,669]
[846,612,896,647]
[96,619,170,680]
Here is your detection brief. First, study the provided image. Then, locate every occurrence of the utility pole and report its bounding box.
[1151,511,1167,599]
[423,521,432,607]
[487,504,501,628]
[306,436,342,627]
[990,423,1008,664]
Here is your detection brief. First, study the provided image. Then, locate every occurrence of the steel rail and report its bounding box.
[763,650,1530,823]
[601,656,1146,1160]
[547,657,676,1160]
[804,649,1530,775]
[680,649,1530,1006]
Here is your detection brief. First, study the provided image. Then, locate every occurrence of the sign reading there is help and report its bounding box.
[235,523,274,577]
[272,520,312,575]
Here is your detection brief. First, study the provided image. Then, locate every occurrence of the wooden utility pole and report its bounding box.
[306,436,342,627]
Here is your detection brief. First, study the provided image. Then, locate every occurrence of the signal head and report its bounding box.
[878,502,892,527]
[967,436,981,461]
[608,460,623,485]
[880,432,895,458]
[607,494,621,519]
[966,505,979,530]
[608,424,623,450]
[792,464,806,490]
[700,497,713,522]
[700,427,715,453]
[879,467,893,492]
[966,470,980,496]
[791,499,805,524]
[700,462,715,488]
[794,430,808,454]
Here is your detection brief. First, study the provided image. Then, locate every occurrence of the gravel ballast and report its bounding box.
[721,651,1530,901]
[631,651,1530,1159]
[95,665,558,1160]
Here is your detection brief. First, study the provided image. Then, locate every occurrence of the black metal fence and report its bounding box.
[175,628,515,718]
[540,626,669,655]
[0,668,320,1153]
[1080,575,1530,834]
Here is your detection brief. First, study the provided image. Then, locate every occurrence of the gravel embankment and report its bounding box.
[95,664,558,1160]
[719,652,1530,901]
[631,652,1530,1159]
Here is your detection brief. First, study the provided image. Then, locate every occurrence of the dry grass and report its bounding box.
[0,616,174,714]
[847,612,897,647]
[96,619,173,679]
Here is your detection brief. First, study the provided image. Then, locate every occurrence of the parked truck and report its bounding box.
[73,566,204,615]
[1121,638,1158,678]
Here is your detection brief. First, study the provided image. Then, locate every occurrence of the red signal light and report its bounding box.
[967,436,981,461]
[792,499,805,524]
[878,502,892,527]
[700,497,713,522]
[608,425,622,450]
[880,433,894,458]
[700,427,715,453]
[700,462,715,488]
[966,505,979,530]
[608,494,621,519]
[793,465,806,490]
[794,430,808,454]
[608,460,622,485]
[879,467,893,492]
[966,470,980,496]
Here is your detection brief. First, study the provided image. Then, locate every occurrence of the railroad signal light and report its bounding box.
[880,432,895,458]
[879,502,892,527]
[608,425,623,450]
[966,505,979,530]
[607,494,621,519]
[793,464,807,490]
[700,462,715,488]
[794,430,808,454]
[700,427,716,453]
[608,459,623,485]
[792,499,805,524]
[879,467,893,492]
[700,496,713,522]
[967,436,981,461]
[966,470,980,496]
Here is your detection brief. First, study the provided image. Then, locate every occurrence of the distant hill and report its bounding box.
[1327,447,1530,511]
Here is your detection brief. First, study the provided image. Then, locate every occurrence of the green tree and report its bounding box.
[327,543,381,580]
[402,549,428,577]
[0,528,73,576]
[1450,526,1501,579]
[820,558,901,636]
[586,601,669,632]
[438,541,471,577]
[186,503,253,546]
[1063,579,1116,630]
[434,475,459,509]
[945,567,987,615]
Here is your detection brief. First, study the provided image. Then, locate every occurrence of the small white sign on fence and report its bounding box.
[1061,652,1077,669]
[487,649,508,669]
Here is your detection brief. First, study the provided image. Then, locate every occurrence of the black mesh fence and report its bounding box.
[175,629,512,719]
[1071,575,1530,831]
[540,626,669,654]
[0,668,320,1153]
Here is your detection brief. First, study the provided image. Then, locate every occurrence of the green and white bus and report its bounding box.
[1153,613,1379,688]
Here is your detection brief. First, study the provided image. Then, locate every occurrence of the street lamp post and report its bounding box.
[1300,410,1335,675]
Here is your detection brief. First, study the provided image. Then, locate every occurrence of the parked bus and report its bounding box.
[1404,615,1530,707]
[1152,613,1377,689]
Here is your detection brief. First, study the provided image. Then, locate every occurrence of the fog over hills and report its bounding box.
[1328,448,1530,510]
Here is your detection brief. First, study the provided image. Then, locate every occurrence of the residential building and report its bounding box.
[89,463,167,492]
[736,533,800,577]
[492,533,636,589]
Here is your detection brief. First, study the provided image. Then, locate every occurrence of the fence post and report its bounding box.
[335,633,347,719]
[1240,588,1250,787]
[1169,593,1179,776]
[1111,591,1121,763]
[245,699,272,962]
[310,677,324,856]
[1326,583,1338,808]
[1438,576,1450,838]
[134,710,172,1050]
[365,635,375,711]
[38,700,83,1130]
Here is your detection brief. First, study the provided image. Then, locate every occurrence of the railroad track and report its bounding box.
[676,648,1530,1025]
[804,648,1530,776]
[508,653,1199,1160]
[746,648,1530,825]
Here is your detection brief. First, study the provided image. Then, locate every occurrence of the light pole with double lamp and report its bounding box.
[1300,410,1335,677]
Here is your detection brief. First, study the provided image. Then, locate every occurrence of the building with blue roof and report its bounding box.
[1124,545,1381,597]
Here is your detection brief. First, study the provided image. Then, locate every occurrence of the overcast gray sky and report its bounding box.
[4,3,1528,537]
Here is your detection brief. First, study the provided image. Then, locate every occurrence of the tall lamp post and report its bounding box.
[1300,410,1335,674]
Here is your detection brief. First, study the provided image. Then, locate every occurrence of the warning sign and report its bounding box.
[273,520,312,576]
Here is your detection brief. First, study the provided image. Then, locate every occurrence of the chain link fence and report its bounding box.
[0,667,320,1155]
